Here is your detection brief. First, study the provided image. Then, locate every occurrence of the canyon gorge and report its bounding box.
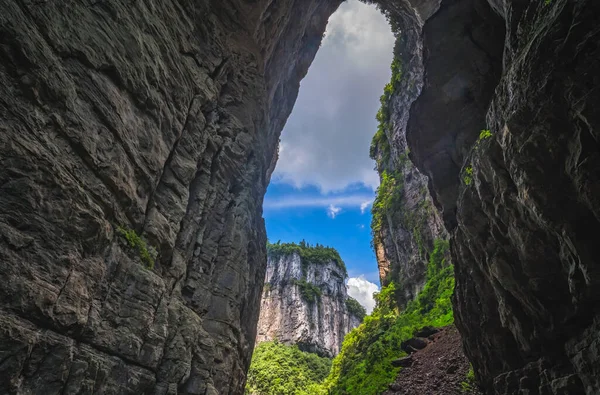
[0,0,599,394]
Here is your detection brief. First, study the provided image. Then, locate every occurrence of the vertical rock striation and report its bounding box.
[256,245,362,357]
[451,1,600,393]
[373,0,600,394]
[0,0,342,393]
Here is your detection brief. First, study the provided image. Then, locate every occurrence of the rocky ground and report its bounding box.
[383,326,481,395]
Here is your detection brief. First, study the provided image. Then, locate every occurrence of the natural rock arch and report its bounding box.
[0,0,599,394]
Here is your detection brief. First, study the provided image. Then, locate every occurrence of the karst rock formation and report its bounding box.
[0,0,598,394]
[255,249,361,357]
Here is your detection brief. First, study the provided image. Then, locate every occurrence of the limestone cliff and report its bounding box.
[371,0,600,393]
[2,0,600,393]
[0,0,342,393]
[370,61,447,307]
[256,243,362,357]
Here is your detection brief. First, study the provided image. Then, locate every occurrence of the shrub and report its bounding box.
[323,239,454,395]
[370,58,402,167]
[461,366,477,393]
[293,279,322,304]
[478,129,492,140]
[116,226,156,269]
[346,297,367,321]
[267,241,346,275]
[463,165,473,186]
[371,170,404,240]
[246,341,332,395]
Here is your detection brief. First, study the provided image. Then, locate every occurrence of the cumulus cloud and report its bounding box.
[263,194,374,210]
[327,204,342,218]
[347,276,380,314]
[271,0,394,192]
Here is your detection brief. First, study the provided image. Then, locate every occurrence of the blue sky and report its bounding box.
[264,183,379,283]
[263,0,394,311]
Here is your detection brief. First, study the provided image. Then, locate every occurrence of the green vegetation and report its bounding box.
[116,226,156,269]
[463,165,473,186]
[323,239,454,395]
[370,58,402,167]
[371,170,404,241]
[479,129,492,140]
[267,240,346,275]
[464,129,493,187]
[246,341,332,395]
[461,366,477,392]
[345,297,367,321]
[293,279,323,304]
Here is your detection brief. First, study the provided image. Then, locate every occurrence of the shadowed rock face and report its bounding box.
[0,0,341,393]
[1,0,600,394]
[382,0,600,393]
[451,1,600,393]
[372,0,600,393]
[255,253,361,357]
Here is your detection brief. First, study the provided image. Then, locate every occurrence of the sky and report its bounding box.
[263,0,395,313]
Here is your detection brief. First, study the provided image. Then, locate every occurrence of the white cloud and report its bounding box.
[347,276,380,314]
[360,200,373,214]
[263,194,374,210]
[271,0,394,192]
[328,204,342,218]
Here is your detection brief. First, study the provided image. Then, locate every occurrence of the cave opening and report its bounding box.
[251,0,508,393]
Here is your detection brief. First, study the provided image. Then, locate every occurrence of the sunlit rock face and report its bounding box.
[0,0,342,393]
[256,253,361,357]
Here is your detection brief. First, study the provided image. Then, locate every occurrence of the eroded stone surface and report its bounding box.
[373,0,600,393]
[0,0,342,393]
[255,253,360,357]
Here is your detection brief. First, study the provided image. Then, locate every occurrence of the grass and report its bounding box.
[322,239,454,394]
[461,366,476,393]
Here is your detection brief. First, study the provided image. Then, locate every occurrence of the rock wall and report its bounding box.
[256,252,361,357]
[0,0,342,393]
[451,0,600,393]
[375,0,600,394]
[371,122,447,306]
[2,0,600,393]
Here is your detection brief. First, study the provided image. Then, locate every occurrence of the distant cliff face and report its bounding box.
[255,245,362,357]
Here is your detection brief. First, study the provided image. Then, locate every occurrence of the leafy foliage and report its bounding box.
[116,226,157,269]
[461,365,477,392]
[293,279,323,304]
[246,341,332,395]
[323,239,454,395]
[267,240,346,275]
[478,129,492,140]
[345,297,367,321]
[463,165,473,186]
[370,58,402,166]
[371,170,404,241]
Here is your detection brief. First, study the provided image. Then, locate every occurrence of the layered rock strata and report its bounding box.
[373,0,600,393]
[256,250,361,357]
[2,0,600,393]
[0,0,342,393]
